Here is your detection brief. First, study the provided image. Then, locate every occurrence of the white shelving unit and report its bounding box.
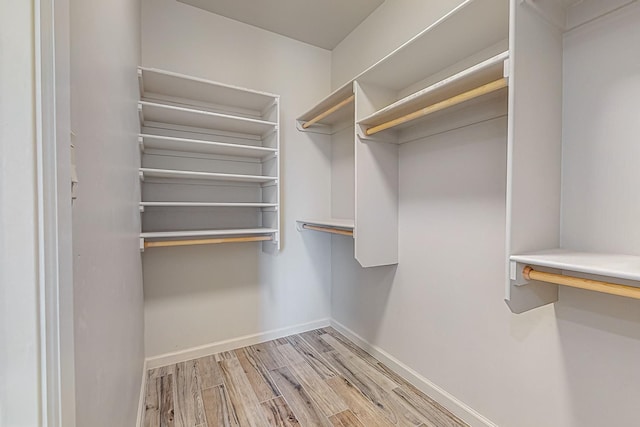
[505,0,640,312]
[296,0,509,268]
[137,67,280,251]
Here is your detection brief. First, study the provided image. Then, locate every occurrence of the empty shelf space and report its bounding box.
[510,249,640,282]
[138,67,277,113]
[141,202,277,208]
[139,167,277,183]
[297,218,354,236]
[358,51,509,137]
[140,134,276,159]
[297,84,355,131]
[139,101,277,137]
[356,0,508,90]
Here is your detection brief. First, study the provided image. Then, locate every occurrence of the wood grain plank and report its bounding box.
[252,341,289,370]
[286,334,338,379]
[329,409,366,427]
[289,361,348,416]
[322,351,423,426]
[160,374,175,427]
[320,334,399,391]
[144,376,161,427]
[149,364,176,381]
[323,328,381,368]
[214,351,238,362]
[326,376,394,427]
[260,396,300,426]
[269,366,333,427]
[235,347,281,402]
[202,384,239,427]
[174,360,207,426]
[274,337,289,345]
[300,330,335,353]
[220,358,269,427]
[392,387,468,427]
[277,343,306,365]
[194,355,223,389]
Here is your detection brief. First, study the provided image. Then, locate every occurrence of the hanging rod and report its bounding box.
[365,78,508,136]
[144,235,272,249]
[523,266,640,300]
[302,224,353,237]
[302,95,355,129]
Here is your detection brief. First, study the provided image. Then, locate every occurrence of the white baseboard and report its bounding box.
[329,319,497,427]
[135,358,148,427]
[145,318,331,369]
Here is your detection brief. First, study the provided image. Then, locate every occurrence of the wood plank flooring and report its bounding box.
[143,328,468,427]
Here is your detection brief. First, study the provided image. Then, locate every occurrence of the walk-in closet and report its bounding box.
[3,0,640,426]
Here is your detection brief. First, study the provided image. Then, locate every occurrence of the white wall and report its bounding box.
[141,0,333,357]
[331,2,640,427]
[331,0,465,89]
[70,0,144,425]
[0,1,41,425]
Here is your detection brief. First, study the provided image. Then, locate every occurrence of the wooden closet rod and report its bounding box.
[302,224,353,237]
[523,266,640,300]
[302,95,355,129]
[365,78,508,136]
[144,235,272,249]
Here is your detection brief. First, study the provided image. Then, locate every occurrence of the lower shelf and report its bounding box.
[296,219,354,237]
[140,228,278,250]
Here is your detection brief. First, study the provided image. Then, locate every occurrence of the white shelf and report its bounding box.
[355,0,508,90]
[140,134,276,159]
[296,218,354,230]
[357,51,508,136]
[296,84,354,131]
[138,67,277,114]
[139,101,277,137]
[510,249,640,282]
[141,228,278,240]
[141,202,277,208]
[139,168,276,184]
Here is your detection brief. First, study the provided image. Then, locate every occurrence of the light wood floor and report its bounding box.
[143,327,468,427]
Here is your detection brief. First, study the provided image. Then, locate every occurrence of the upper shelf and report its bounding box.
[138,67,277,115]
[510,249,640,282]
[358,51,509,139]
[139,102,277,137]
[351,0,509,91]
[296,84,355,132]
[139,167,277,184]
[139,134,276,159]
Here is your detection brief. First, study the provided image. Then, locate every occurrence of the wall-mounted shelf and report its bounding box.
[139,134,276,159]
[139,101,277,137]
[138,67,280,252]
[357,51,509,142]
[140,228,277,251]
[296,219,354,237]
[296,84,354,134]
[139,168,276,184]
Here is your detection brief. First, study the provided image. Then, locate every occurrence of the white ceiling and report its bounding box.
[177,0,385,50]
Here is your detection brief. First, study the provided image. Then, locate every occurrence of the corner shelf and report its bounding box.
[296,84,355,134]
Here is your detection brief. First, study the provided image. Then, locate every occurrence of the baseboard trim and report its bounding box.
[135,358,148,427]
[329,319,497,427]
[145,318,331,369]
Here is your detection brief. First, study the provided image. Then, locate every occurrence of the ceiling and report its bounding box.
[177,0,385,50]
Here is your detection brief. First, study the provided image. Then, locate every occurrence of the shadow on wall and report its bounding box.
[555,287,640,426]
[331,236,398,342]
[142,243,261,299]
